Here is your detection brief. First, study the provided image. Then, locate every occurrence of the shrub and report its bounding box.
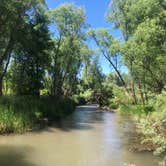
[80,89,94,103]
[119,105,147,115]
[135,90,166,164]
[72,95,86,105]
[0,96,76,133]
[110,84,132,107]
[107,99,118,109]
[0,106,31,134]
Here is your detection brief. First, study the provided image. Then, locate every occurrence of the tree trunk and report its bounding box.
[138,81,145,105]
[0,52,12,96]
[0,79,3,96]
[131,82,137,104]
[92,34,129,94]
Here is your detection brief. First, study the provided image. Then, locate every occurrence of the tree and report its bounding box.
[47,3,87,97]
[82,56,104,91]
[107,0,166,102]
[10,0,52,95]
[0,0,48,95]
[88,28,129,94]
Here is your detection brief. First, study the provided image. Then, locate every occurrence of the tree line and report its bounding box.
[0,1,89,98]
[0,0,165,103]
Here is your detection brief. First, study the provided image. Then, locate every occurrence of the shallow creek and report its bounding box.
[0,105,160,166]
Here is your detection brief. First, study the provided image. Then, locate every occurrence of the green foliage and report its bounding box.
[148,91,166,114]
[111,84,132,106]
[72,95,86,105]
[135,91,166,162]
[77,80,114,106]
[82,56,104,91]
[47,3,87,97]
[80,89,94,103]
[108,0,166,94]
[99,81,113,106]
[0,0,49,95]
[88,28,126,90]
[48,3,86,36]
[0,96,75,133]
[105,73,126,87]
[0,106,31,133]
[10,9,52,95]
[119,105,150,115]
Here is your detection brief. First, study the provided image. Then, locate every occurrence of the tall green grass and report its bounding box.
[0,96,76,134]
[119,104,155,115]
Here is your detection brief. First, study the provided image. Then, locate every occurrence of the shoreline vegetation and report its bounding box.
[0,96,76,134]
[107,89,166,166]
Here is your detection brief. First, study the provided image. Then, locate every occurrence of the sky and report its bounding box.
[46,0,127,74]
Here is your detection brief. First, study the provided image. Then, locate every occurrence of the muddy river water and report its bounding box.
[0,105,160,166]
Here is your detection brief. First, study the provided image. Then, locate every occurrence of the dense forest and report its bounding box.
[0,0,165,165]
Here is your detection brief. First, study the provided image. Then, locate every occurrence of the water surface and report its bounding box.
[0,105,159,166]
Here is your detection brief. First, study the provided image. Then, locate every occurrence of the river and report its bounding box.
[0,105,160,166]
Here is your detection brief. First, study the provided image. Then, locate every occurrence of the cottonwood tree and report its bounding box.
[107,0,166,104]
[47,3,87,97]
[8,0,52,95]
[88,28,129,94]
[0,0,49,95]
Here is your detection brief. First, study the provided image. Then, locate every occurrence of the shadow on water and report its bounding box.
[0,145,37,166]
[33,104,129,135]
[52,104,108,132]
[28,104,101,133]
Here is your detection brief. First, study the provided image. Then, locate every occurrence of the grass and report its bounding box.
[0,96,76,134]
[119,104,155,115]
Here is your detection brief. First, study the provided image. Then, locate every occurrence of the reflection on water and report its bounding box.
[0,105,160,166]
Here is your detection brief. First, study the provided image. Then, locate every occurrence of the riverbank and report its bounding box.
[103,104,166,165]
[110,91,166,166]
[0,96,76,134]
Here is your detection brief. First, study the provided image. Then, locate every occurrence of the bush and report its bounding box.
[80,89,94,103]
[119,105,146,115]
[0,96,76,134]
[110,84,132,107]
[144,106,155,114]
[107,99,118,109]
[0,106,30,134]
[72,95,86,105]
[135,91,166,164]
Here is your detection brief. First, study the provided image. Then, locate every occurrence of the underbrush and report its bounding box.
[119,104,154,115]
[111,86,166,165]
[134,91,166,165]
[107,84,132,110]
[72,95,87,105]
[0,96,76,134]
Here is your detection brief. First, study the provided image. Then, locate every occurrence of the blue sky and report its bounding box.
[46,0,127,74]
